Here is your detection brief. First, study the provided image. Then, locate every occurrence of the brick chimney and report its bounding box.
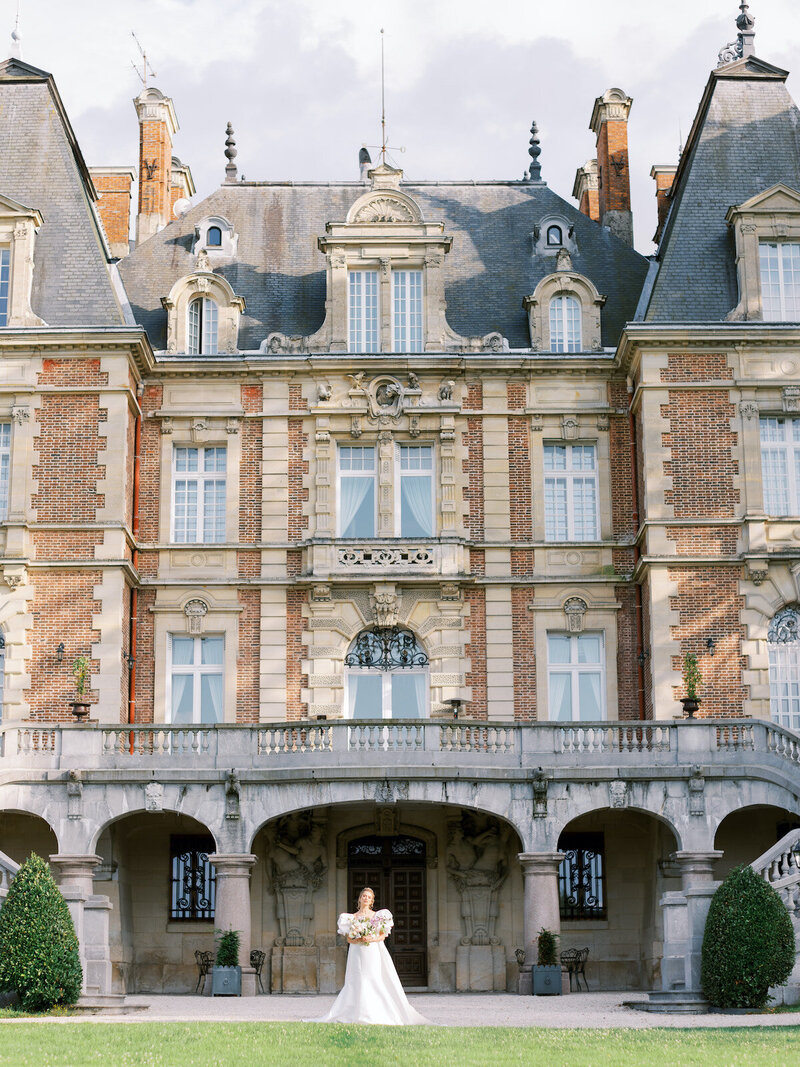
[650,164,677,245]
[170,156,195,218]
[572,160,599,223]
[134,86,179,245]
[89,168,135,259]
[589,88,633,246]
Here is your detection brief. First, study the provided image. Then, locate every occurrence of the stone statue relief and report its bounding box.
[268,814,328,946]
[447,815,509,946]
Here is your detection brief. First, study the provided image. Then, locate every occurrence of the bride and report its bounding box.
[311,886,429,1025]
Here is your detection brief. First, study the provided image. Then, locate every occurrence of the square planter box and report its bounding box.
[212,966,241,996]
[532,965,562,995]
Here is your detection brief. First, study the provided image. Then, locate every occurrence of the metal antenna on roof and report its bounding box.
[10,1,21,59]
[131,32,156,88]
[380,28,387,164]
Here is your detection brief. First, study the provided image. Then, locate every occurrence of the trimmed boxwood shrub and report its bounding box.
[0,853,82,1011]
[701,863,795,1009]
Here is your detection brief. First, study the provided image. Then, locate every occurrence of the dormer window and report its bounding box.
[546,225,564,247]
[549,295,582,352]
[192,216,237,257]
[349,271,379,352]
[187,296,219,355]
[206,226,222,248]
[392,270,423,352]
[347,267,424,353]
[0,248,9,326]
[524,270,605,353]
[760,242,800,321]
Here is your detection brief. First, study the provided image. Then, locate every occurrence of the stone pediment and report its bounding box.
[351,196,416,224]
[727,183,800,218]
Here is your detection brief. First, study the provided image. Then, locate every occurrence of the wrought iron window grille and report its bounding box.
[558,832,606,921]
[170,835,216,921]
[768,606,800,645]
[344,627,428,671]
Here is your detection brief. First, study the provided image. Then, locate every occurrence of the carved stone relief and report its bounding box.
[268,814,329,946]
[447,814,509,946]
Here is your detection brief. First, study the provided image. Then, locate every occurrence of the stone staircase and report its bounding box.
[752,828,800,1006]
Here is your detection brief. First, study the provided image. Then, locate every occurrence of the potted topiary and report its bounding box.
[70,654,91,721]
[680,653,701,719]
[531,927,562,995]
[212,928,241,996]
[701,863,795,1010]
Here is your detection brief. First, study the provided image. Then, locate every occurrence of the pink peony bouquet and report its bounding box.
[347,910,393,943]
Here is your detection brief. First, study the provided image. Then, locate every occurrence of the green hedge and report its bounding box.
[0,853,82,1011]
[701,863,796,1009]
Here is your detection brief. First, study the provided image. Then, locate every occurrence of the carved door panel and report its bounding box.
[347,834,427,987]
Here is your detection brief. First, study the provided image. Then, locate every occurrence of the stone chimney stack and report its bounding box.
[650,164,677,245]
[89,168,135,259]
[573,160,600,223]
[134,86,179,245]
[590,88,633,246]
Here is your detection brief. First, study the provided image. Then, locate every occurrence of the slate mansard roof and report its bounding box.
[645,55,800,323]
[119,179,648,352]
[0,59,125,327]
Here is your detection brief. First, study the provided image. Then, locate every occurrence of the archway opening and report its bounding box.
[713,804,800,881]
[558,808,679,990]
[0,810,58,866]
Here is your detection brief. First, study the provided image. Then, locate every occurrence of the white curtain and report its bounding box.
[401,477,432,536]
[171,674,193,723]
[578,672,602,720]
[392,672,426,718]
[549,673,571,720]
[341,476,373,537]
[201,673,223,723]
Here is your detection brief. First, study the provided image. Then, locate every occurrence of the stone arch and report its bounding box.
[346,188,424,226]
[0,808,59,864]
[523,269,605,352]
[89,800,222,856]
[551,792,685,852]
[161,270,245,355]
[713,802,800,882]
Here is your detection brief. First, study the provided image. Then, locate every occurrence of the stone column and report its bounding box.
[49,854,114,999]
[209,853,258,997]
[675,850,722,995]
[517,852,564,995]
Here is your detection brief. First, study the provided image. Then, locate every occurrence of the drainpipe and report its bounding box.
[128,393,142,729]
[628,393,646,721]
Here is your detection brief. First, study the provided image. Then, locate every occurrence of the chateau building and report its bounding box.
[0,6,799,1007]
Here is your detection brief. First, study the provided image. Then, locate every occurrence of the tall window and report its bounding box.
[398,445,433,536]
[549,295,581,352]
[760,243,800,321]
[187,296,219,355]
[392,270,423,353]
[0,422,11,520]
[169,635,224,724]
[339,445,376,537]
[558,833,606,920]
[172,446,227,543]
[548,632,604,721]
[760,417,800,514]
[349,271,379,352]
[170,835,216,921]
[345,628,428,719]
[544,444,599,541]
[0,248,9,327]
[768,606,800,732]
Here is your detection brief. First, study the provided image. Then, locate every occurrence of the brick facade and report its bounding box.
[511,586,536,720]
[237,589,261,723]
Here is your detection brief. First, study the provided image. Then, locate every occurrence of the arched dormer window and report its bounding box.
[546,224,564,247]
[192,216,237,258]
[768,606,800,732]
[206,226,222,247]
[161,273,245,355]
[549,295,581,352]
[344,626,428,719]
[187,296,219,355]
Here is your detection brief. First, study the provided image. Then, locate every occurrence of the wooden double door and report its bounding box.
[347,834,427,987]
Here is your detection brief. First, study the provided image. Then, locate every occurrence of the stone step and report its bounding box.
[624,990,710,1015]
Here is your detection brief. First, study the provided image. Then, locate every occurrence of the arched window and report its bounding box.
[206,226,222,247]
[768,606,800,731]
[187,296,219,355]
[344,627,428,719]
[549,295,582,353]
[546,224,563,247]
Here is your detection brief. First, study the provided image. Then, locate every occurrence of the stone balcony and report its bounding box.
[303,539,467,579]
[1,718,798,782]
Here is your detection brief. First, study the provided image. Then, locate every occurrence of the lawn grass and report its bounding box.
[0,1022,798,1067]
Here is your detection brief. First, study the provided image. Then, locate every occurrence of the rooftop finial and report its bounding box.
[526,121,541,182]
[718,3,756,66]
[224,122,238,183]
[10,1,20,59]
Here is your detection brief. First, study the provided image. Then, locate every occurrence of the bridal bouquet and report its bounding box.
[347,911,393,943]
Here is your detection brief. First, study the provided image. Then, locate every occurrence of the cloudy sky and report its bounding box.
[11,0,800,251]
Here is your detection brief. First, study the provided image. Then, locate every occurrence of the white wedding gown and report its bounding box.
[311,910,429,1025]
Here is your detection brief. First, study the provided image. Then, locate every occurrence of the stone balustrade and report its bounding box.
[1,718,798,779]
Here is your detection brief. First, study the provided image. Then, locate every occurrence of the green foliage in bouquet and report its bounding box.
[701,863,795,1009]
[0,853,82,1011]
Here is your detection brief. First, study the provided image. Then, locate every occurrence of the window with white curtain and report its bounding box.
[0,248,10,327]
[543,443,599,541]
[169,635,224,724]
[392,270,423,352]
[549,295,582,352]
[760,243,800,321]
[345,628,428,719]
[768,606,800,732]
[0,421,11,520]
[338,445,376,537]
[186,296,219,355]
[172,446,227,543]
[548,632,605,721]
[397,444,433,536]
[349,271,380,352]
[760,417,800,514]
